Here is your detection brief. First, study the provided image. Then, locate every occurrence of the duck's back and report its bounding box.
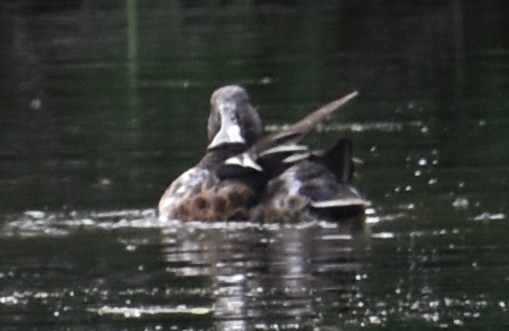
[253,139,366,222]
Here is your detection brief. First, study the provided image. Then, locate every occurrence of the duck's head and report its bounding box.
[207,85,263,150]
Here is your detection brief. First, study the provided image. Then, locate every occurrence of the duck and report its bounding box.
[158,85,365,221]
[158,85,263,221]
[251,138,367,222]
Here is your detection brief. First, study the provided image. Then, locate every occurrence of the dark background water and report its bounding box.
[1,0,508,330]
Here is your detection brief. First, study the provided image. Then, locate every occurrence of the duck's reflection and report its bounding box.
[160,218,365,330]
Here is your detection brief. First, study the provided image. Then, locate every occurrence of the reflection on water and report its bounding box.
[1,209,508,330]
[161,218,364,330]
[0,210,365,330]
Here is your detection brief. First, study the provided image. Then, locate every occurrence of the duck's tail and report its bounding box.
[308,138,368,219]
[322,138,354,183]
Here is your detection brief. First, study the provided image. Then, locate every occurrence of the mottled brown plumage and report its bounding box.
[158,85,365,222]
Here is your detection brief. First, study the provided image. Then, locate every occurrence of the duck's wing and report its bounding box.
[253,91,358,156]
[222,91,359,174]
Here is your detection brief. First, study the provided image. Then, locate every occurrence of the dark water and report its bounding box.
[1,0,508,330]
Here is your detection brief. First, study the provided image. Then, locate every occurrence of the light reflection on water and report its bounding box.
[160,217,363,330]
[1,210,365,330]
[1,209,508,330]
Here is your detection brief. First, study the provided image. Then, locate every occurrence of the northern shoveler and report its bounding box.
[158,85,366,222]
